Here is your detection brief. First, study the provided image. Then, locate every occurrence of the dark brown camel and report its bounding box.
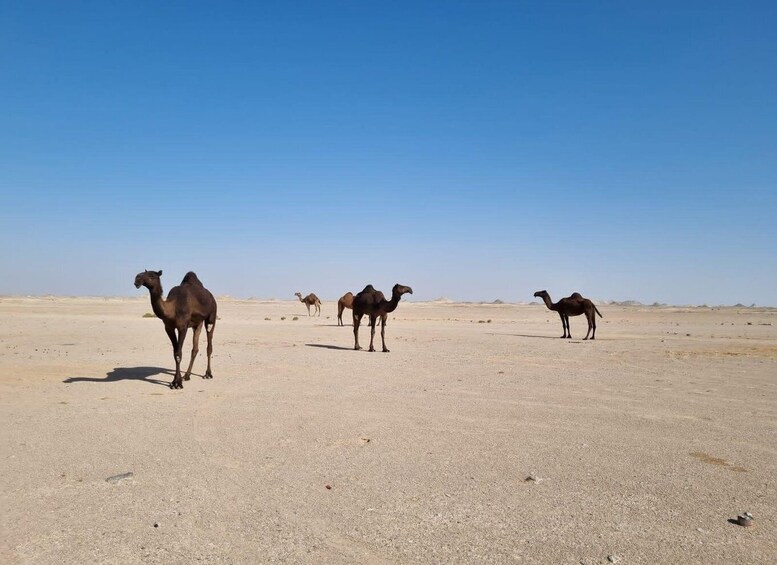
[533,290,602,340]
[352,283,413,352]
[337,292,354,326]
[295,292,321,316]
[134,270,217,389]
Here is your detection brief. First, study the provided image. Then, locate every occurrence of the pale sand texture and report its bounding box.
[1,297,775,564]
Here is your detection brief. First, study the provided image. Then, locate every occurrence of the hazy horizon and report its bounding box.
[2,3,775,306]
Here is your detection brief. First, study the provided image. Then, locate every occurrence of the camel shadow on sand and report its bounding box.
[305,343,353,351]
[63,366,191,387]
[489,333,563,340]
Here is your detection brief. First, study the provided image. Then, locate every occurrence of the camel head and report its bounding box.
[533,290,549,298]
[392,284,413,297]
[294,292,302,299]
[134,269,163,289]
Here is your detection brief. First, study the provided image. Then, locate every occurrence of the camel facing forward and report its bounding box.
[134,270,217,389]
[534,290,602,340]
[352,283,413,352]
[295,292,321,316]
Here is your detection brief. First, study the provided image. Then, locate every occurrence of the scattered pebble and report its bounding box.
[607,555,620,563]
[325,484,332,490]
[153,523,159,528]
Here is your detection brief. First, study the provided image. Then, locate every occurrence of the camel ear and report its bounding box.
[156,270,163,276]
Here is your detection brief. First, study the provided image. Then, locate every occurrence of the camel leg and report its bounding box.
[368,316,377,352]
[183,322,203,380]
[337,304,343,326]
[171,325,188,389]
[306,304,311,316]
[558,313,566,338]
[164,326,180,388]
[565,315,572,339]
[204,322,215,378]
[586,311,596,340]
[317,303,321,316]
[381,314,389,352]
[353,312,362,350]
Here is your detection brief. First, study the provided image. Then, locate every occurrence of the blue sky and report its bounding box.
[1,1,775,304]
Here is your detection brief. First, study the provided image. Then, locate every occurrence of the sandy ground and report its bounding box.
[1,296,775,564]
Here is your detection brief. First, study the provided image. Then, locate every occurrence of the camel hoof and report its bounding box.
[203,373,213,379]
[183,375,191,381]
[382,348,390,353]
[354,346,362,351]
[170,381,183,390]
[368,347,375,352]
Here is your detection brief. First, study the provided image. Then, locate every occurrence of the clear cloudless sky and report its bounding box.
[1,1,775,305]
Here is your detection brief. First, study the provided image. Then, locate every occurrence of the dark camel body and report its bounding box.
[534,290,602,340]
[295,292,321,316]
[352,284,413,352]
[135,270,217,389]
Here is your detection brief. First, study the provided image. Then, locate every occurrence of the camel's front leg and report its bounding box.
[353,313,362,350]
[204,322,215,378]
[306,304,311,316]
[368,316,377,352]
[558,313,567,338]
[164,326,181,388]
[170,325,188,389]
[380,315,389,352]
[564,315,572,339]
[183,322,203,380]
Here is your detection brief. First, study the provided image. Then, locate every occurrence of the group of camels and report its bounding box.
[135,270,600,389]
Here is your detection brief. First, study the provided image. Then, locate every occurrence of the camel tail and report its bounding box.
[595,305,603,318]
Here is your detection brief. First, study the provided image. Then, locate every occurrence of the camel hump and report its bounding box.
[181,271,203,286]
[360,284,376,293]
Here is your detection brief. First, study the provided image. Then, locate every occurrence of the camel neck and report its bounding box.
[542,294,557,311]
[147,283,171,319]
[383,292,402,313]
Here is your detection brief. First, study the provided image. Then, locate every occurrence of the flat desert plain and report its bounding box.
[1,297,775,564]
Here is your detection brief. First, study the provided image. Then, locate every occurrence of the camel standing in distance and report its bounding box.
[534,290,602,340]
[295,292,321,316]
[352,284,413,352]
[337,292,354,326]
[134,270,217,389]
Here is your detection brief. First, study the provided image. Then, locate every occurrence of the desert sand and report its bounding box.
[1,296,775,564]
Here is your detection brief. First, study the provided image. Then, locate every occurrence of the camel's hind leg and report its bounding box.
[183,322,203,380]
[204,321,215,378]
[584,310,596,340]
[337,303,343,326]
[316,302,321,316]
